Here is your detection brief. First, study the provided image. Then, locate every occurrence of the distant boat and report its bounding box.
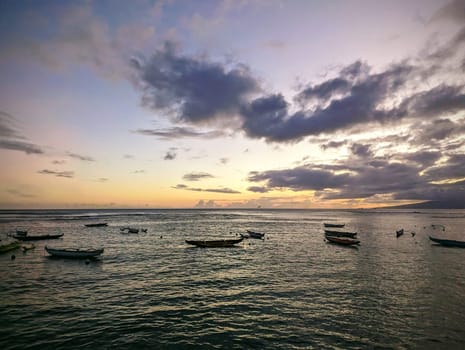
[12,233,64,241]
[85,222,108,227]
[120,227,139,233]
[325,235,360,246]
[244,230,265,239]
[324,229,357,238]
[324,223,345,228]
[396,229,404,238]
[45,246,104,258]
[185,237,244,248]
[429,236,465,248]
[15,230,28,236]
[0,240,20,253]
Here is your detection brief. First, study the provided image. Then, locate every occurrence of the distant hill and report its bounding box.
[385,200,465,209]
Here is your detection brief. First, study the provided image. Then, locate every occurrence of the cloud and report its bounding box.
[182,172,214,181]
[132,170,145,174]
[123,154,134,159]
[135,126,226,139]
[173,184,240,194]
[52,160,66,164]
[350,143,373,158]
[97,177,109,182]
[0,111,44,154]
[247,186,270,193]
[194,199,221,208]
[7,188,36,198]
[430,0,465,24]
[164,149,177,160]
[38,169,74,178]
[219,157,229,165]
[132,41,260,124]
[67,152,95,162]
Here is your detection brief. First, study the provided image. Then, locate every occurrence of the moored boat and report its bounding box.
[324,223,345,228]
[12,233,64,241]
[429,236,465,248]
[325,235,360,246]
[396,229,404,238]
[85,222,108,227]
[0,240,20,253]
[324,229,357,238]
[45,246,104,258]
[185,237,244,248]
[245,230,265,239]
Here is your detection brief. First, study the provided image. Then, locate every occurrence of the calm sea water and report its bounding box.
[1,209,465,349]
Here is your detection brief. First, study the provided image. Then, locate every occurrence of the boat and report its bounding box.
[85,222,108,227]
[120,227,139,233]
[45,246,104,258]
[15,230,28,236]
[0,240,20,253]
[429,236,465,248]
[396,229,404,238]
[324,229,357,238]
[21,244,35,252]
[325,235,360,246]
[324,223,345,228]
[185,237,244,248]
[12,233,64,241]
[245,230,265,239]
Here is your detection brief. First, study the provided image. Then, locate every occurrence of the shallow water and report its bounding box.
[1,209,465,349]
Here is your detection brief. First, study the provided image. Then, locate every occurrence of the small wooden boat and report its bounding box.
[324,223,345,228]
[85,222,108,227]
[245,230,265,239]
[45,246,104,258]
[0,240,20,253]
[12,233,64,241]
[325,235,360,246]
[429,236,465,248]
[185,237,244,248]
[324,229,357,238]
[396,229,404,238]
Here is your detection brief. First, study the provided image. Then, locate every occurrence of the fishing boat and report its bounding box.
[324,223,345,228]
[84,222,108,227]
[324,229,357,238]
[396,229,404,238]
[245,230,265,239]
[325,235,360,246]
[12,233,64,241]
[185,237,244,248]
[429,236,465,248]
[45,246,104,258]
[0,240,20,253]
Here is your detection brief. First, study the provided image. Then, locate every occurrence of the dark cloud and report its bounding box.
[321,140,348,150]
[173,184,240,194]
[430,0,465,24]
[423,154,465,180]
[350,143,372,158]
[247,186,270,193]
[0,111,44,154]
[37,169,74,178]
[164,150,177,160]
[67,152,95,162]
[182,172,214,181]
[0,139,44,154]
[403,151,442,167]
[135,126,226,139]
[133,41,260,123]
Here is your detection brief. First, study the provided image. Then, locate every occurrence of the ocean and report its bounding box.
[1,209,465,349]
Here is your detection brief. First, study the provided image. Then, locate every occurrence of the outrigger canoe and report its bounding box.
[185,237,244,248]
[45,246,104,258]
[325,235,360,246]
[429,236,465,248]
[12,233,64,241]
[324,229,357,238]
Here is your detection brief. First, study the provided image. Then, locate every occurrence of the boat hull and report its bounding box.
[324,230,357,238]
[325,235,360,246]
[13,233,64,241]
[245,230,265,239]
[0,241,20,253]
[324,223,345,228]
[429,236,465,248]
[45,246,104,258]
[186,237,244,248]
[85,223,108,227]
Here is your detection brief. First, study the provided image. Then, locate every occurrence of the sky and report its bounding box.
[1,0,465,209]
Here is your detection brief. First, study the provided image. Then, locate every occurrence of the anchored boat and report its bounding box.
[185,237,244,248]
[45,246,104,258]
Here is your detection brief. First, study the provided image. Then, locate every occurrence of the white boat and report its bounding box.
[45,246,104,258]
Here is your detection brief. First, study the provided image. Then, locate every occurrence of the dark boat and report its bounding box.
[245,230,265,239]
[45,246,104,258]
[13,233,64,241]
[396,229,404,238]
[0,240,20,253]
[325,235,360,246]
[324,223,345,228]
[429,236,465,248]
[324,229,357,238]
[85,222,108,227]
[185,237,244,248]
